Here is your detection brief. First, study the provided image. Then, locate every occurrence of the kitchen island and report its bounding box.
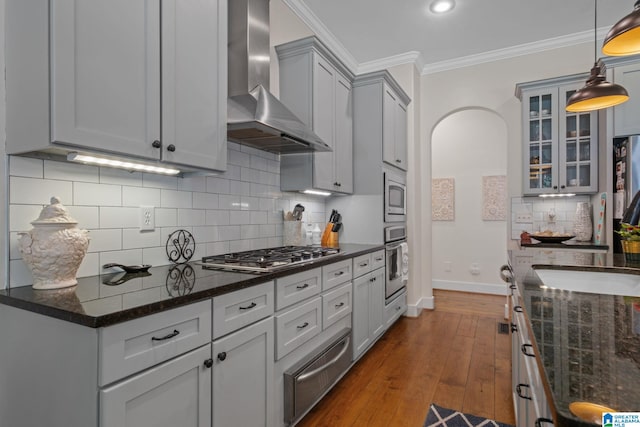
[509,249,640,427]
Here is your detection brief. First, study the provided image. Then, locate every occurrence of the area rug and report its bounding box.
[424,404,514,427]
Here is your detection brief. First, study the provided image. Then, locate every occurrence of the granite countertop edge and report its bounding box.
[0,244,384,328]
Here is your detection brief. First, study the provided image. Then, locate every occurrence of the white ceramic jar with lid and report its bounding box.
[18,197,90,289]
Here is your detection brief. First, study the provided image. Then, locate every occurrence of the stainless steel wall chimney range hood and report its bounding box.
[227,0,331,154]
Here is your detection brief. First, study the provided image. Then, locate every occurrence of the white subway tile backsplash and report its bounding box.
[229,211,251,225]
[100,168,143,186]
[206,177,230,194]
[100,207,139,229]
[10,157,43,178]
[123,228,161,249]
[142,173,179,190]
[155,208,178,227]
[10,177,73,205]
[219,194,241,210]
[206,210,229,226]
[87,229,123,252]
[177,209,206,226]
[229,180,251,196]
[193,192,218,210]
[44,160,99,183]
[74,182,122,206]
[122,186,161,207]
[7,153,321,286]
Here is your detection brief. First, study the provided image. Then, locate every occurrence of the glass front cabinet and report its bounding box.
[516,76,598,196]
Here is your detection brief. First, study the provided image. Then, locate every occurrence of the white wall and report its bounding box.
[0,0,6,288]
[431,109,507,293]
[418,43,596,303]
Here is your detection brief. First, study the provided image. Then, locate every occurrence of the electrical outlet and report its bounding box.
[470,263,481,275]
[139,206,155,231]
[444,261,452,272]
[515,212,533,223]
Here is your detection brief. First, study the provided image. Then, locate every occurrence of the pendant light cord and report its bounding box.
[594,0,597,62]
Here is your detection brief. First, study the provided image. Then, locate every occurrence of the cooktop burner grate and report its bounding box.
[199,246,341,272]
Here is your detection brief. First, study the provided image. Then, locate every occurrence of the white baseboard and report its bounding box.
[432,279,509,296]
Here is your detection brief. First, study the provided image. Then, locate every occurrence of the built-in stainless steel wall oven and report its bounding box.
[384,225,408,303]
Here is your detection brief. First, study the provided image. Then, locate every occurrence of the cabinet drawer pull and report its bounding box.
[296,283,309,290]
[334,271,344,276]
[516,383,532,400]
[239,302,257,310]
[535,418,554,427]
[359,262,369,267]
[335,302,345,308]
[217,352,227,361]
[521,343,536,357]
[297,322,309,329]
[513,305,523,313]
[204,358,213,368]
[396,159,402,163]
[509,284,516,290]
[510,323,518,333]
[375,257,383,262]
[151,329,179,341]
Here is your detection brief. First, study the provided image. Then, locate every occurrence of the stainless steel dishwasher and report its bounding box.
[284,328,352,426]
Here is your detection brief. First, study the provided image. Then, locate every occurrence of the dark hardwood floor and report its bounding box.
[297,290,516,427]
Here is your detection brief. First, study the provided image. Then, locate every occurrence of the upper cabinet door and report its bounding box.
[395,102,408,170]
[161,0,227,171]
[312,55,336,191]
[51,0,160,159]
[614,63,640,137]
[382,87,397,167]
[335,75,353,194]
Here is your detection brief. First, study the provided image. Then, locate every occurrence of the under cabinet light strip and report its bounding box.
[538,193,577,198]
[67,153,181,175]
[303,189,331,196]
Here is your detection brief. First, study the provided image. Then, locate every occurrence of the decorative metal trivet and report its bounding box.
[166,229,195,264]
[166,264,195,296]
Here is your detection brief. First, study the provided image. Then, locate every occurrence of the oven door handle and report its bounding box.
[386,243,402,251]
[296,337,350,382]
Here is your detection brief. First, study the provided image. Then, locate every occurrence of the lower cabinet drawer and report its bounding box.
[353,254,372,278]
[275,297,322,360]
[370,250,385,271]
[384,289,407,329]
[322,259,352,291]
[275,268,321,310]
[213,281,275,339]
[322,282,352,330]
[98,300,212,386]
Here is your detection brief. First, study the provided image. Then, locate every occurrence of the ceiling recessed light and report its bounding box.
[429,0,455,14]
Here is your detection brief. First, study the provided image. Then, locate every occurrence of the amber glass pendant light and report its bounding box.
[566,0,629,112]
[603,0,640,56]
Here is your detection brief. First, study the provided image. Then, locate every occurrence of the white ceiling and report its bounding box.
[282,0,634,74]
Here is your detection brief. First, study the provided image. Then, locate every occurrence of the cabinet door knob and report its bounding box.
[166,144,176,152]
[152,140,161,148]
[204,358,213,368]
[396,159,401,163]
[553,185,558,190]
[217,352,227,361]
[560,185,565,189]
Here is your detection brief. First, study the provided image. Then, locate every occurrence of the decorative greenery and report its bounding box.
[616,222,640,241]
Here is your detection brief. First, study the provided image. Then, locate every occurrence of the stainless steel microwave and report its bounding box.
[384,171,406,222]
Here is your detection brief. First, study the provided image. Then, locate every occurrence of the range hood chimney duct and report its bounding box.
[227,0,331,154]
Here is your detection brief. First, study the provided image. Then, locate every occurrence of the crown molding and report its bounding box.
[358,51,423,74]
[279,3,612,77]
[422,27,611,75]
[280,0,359,74]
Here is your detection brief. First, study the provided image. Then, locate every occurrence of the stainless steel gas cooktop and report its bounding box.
[199,246,341,273]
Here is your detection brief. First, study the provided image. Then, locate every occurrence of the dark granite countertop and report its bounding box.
[0,244,383,328]
[509,249,640,427]
[521,241,609,251]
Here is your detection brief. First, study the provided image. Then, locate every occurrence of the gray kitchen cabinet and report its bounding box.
[352,267,385,361]
[277,36,354,194]
[383,85,409,170]
[352,71,411,174]
[100,344,212,427]
[516,75,598,195]
[613,61,640,137]
[212,317,274,427]
[6,0,226,172]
